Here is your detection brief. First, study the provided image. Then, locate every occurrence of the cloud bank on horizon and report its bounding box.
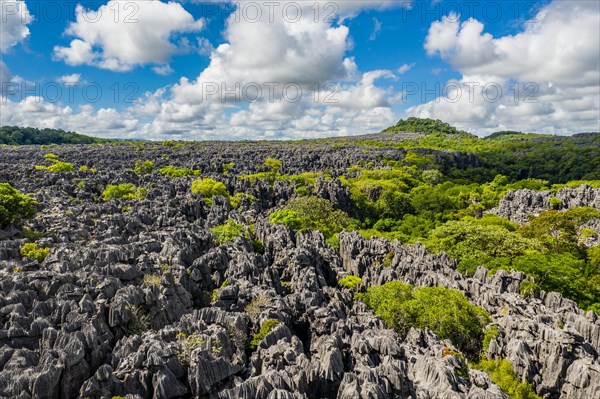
[1,0,598,140]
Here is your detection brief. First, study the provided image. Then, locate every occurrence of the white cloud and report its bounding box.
[53,0,204,72]
[58,74,82,86]
[369,17,382,41]
[410,0,600,135]
[397,63,415,74]
[0,0,32,52]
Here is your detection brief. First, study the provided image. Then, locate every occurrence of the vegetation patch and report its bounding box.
[357,281,491,358]
[250,319,280,350]
[20,242,50,262]
[210,219,248,245]
[0,182,36,227]
[102,184,147,201]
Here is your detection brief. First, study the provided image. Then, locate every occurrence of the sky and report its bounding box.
[0,0,599,140]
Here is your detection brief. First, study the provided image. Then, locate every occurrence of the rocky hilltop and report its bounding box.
[0,131,599,399]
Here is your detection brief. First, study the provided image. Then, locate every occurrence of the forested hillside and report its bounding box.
[0,126,108,145]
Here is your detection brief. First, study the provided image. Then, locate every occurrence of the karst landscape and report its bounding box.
[0,119,599,399]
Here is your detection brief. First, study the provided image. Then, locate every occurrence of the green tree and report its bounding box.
[264,158,282,172]
[269,196,358,239]
[0,182,37,227]
[358,281,490,358]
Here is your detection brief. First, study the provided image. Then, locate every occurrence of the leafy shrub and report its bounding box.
[159,165,200,178]
[519,279,539,298]
[210,219,248,245]
[473,359,541,399]
[0,182,36,227]
[20,242,49,262]
[357,281,490,358]
[230,192,255,208]
[46,161,75,172]
[482,325,499,355]
[338,275,362,290]
[264,157,282,172]
[134,160,154,175]
[269,196,359,240]
[222,162,235,174]
[44,153,60,163]
[102,184,147,201]
[548,197,562,209]
[250,319,280,349]
[191,178,229,205]
[176,332,206,364]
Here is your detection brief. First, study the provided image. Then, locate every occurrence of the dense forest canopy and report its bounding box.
[0,126,108,145]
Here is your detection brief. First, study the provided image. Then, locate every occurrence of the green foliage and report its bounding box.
[473,359,541,399]
[357,282,490,358]
[210,219,248,245]
[134,160,154,175]
[384,117,471,136]
[143,274,161,286]
[44,153,60,163]
[482,325,499,355]
[519,279,539,298]
[0,182,36,227]
[222,162,235,174]
[269,196,359,240]
[338,275,362,290]
[0,126,107,145]
[46,161,75,173]
[520,207,600,256]
[426,218,542,274]
[191,178,229,205]
[230,192,255,208]
[102,184,147,201]
[250,319,280,350]
[20,243,50,262]
[548,197,562,209]
[264,157,282,172]
[159,165,200,178]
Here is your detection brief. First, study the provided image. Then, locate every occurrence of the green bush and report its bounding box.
[134,160,154,175]
[191,178,229,205]
[548,197,562,209]
[102,184,147,201]
[482,325,499,355]
[264,158,282,172]
[338,275,362,290]
[20,242,49,262]
[519,279,539,298]
[473,359,541,399]
[44,153,60,163]
[159,165,200,178]
[357,282,491,358]
[250,319,280,349]
[46,161,75,172]
[0,182,36,227]
[210,219,248,245]
[269,196,359,240]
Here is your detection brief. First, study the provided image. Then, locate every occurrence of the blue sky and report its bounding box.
[1,0,598,139]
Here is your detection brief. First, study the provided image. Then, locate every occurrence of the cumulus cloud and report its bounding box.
[410,0,600,135]
[0,0,32,52]
[54,0,204,72]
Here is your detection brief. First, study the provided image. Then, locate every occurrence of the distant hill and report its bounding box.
[382,117,474,137]
[0,126,108,145]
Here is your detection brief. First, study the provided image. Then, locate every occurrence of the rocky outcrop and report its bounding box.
[490,185,600,224]
[0,143,597,399]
